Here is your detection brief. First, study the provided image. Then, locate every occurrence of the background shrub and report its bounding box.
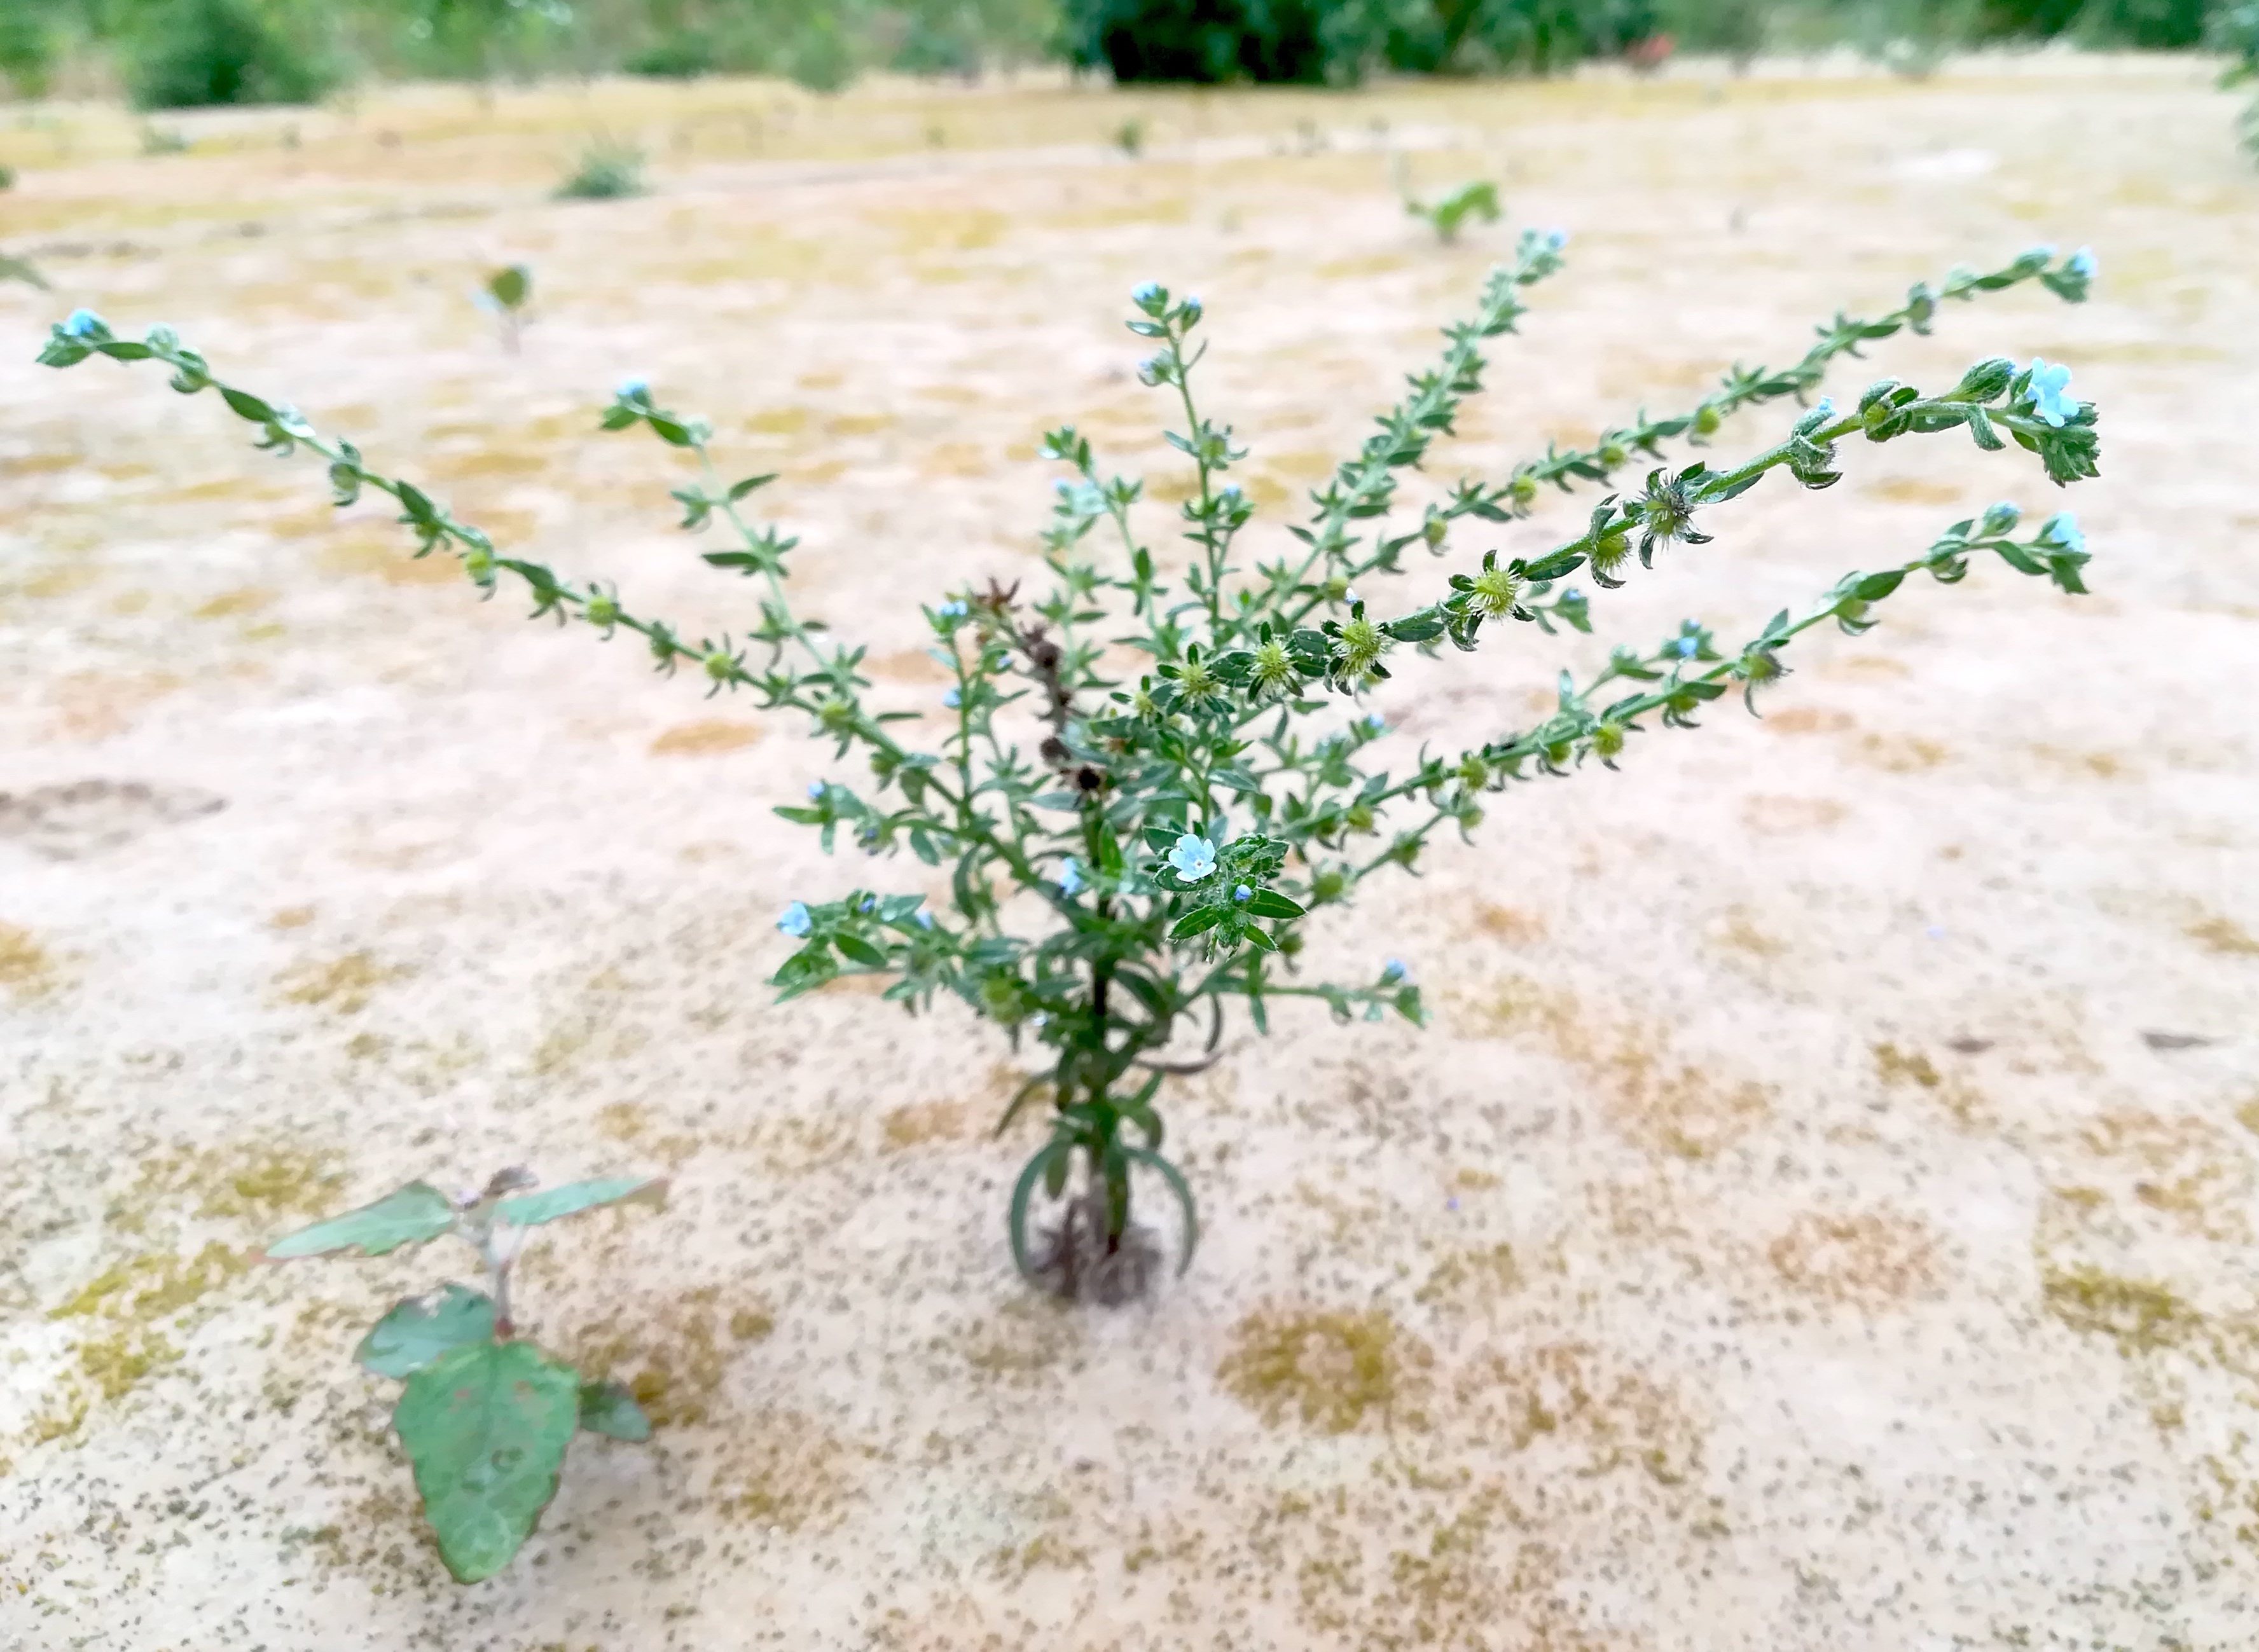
[120,0,339,109]
[0,1,2244,107]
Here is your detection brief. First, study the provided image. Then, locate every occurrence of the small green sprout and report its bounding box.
[554,139,645,202]
[1407,180,1501,245]
[0,249,46,290]
[1116,116,1145,157]
[476,263,532,353]
[265,1166,661,1583]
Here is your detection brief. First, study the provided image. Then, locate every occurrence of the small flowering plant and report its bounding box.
[38,233,2101,1303]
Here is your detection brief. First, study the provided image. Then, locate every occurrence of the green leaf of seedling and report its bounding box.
[266,1181,456,1260]
[495,1176,659,1228]
[835,934,888,968]
[221,387,273,423]
[487,265,530,311]
[577,1379,652,1442]
[726,474,777,501]
[394,1340,580,1583]
[356,1284,495,1378]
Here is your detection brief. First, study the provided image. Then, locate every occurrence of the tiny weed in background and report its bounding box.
[1407,180,1502,245]
[265,1166,661,1582]
[474,263,532,353]
[555,140,645,202]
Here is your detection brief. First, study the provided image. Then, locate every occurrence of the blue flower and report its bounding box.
[943,688,961,709]
[1234,883,1251,904]
[1381,958,1408,984]
[1544,228,1570,251]
[2026,358,2078,429]
[938,600,967,619]
[1814,397,1836,419]
[616,376,649,401]
[1364,713,1386,734]
[806,781,824,800]
[1167,833,1217,880]
[62,308,105,338]
[1675,636,1699,659]
[2038,511,2085,554]
[2068,246,2096,280]
[915,911,935,930]
[1132,280,1164,307]
[777,902,812,937]
[1060,859,1086,897]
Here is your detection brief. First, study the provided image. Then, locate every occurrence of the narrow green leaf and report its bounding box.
[1170,906,1227,940]
[1008,1142,1068,1282]
[495,1176,658,1229]
[1123,1146,1198,1276]
[266,1181,456,1260]
[577,1379,652,1442]
[394,1340,579,1583]
[1244,889,1305,920]
[356,1284,495,1378]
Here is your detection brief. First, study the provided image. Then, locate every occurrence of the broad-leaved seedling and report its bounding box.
[1406,179,1502,244]
[473,261,532,352]
[40,232,2101,1304]
[266,1167,659,1581]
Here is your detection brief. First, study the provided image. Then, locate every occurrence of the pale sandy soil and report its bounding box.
[4,52,2259,1652]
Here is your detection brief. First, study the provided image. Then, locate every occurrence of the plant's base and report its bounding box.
[1030,1190,1161,1307]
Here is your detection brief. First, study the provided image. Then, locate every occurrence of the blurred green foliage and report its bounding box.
[0,0,2237,104]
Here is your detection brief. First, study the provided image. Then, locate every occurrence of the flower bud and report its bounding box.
[1978,501,2022,537]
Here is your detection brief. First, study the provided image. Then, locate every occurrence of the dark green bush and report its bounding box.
[122,0,338,108]
[625,27,717,77]
[1063,0,1322,85]
[1063,0,1658,84]
[0,0,64,97]
[2075,0,2209,46]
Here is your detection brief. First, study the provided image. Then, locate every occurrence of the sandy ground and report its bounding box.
[4,51,2259,1652]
